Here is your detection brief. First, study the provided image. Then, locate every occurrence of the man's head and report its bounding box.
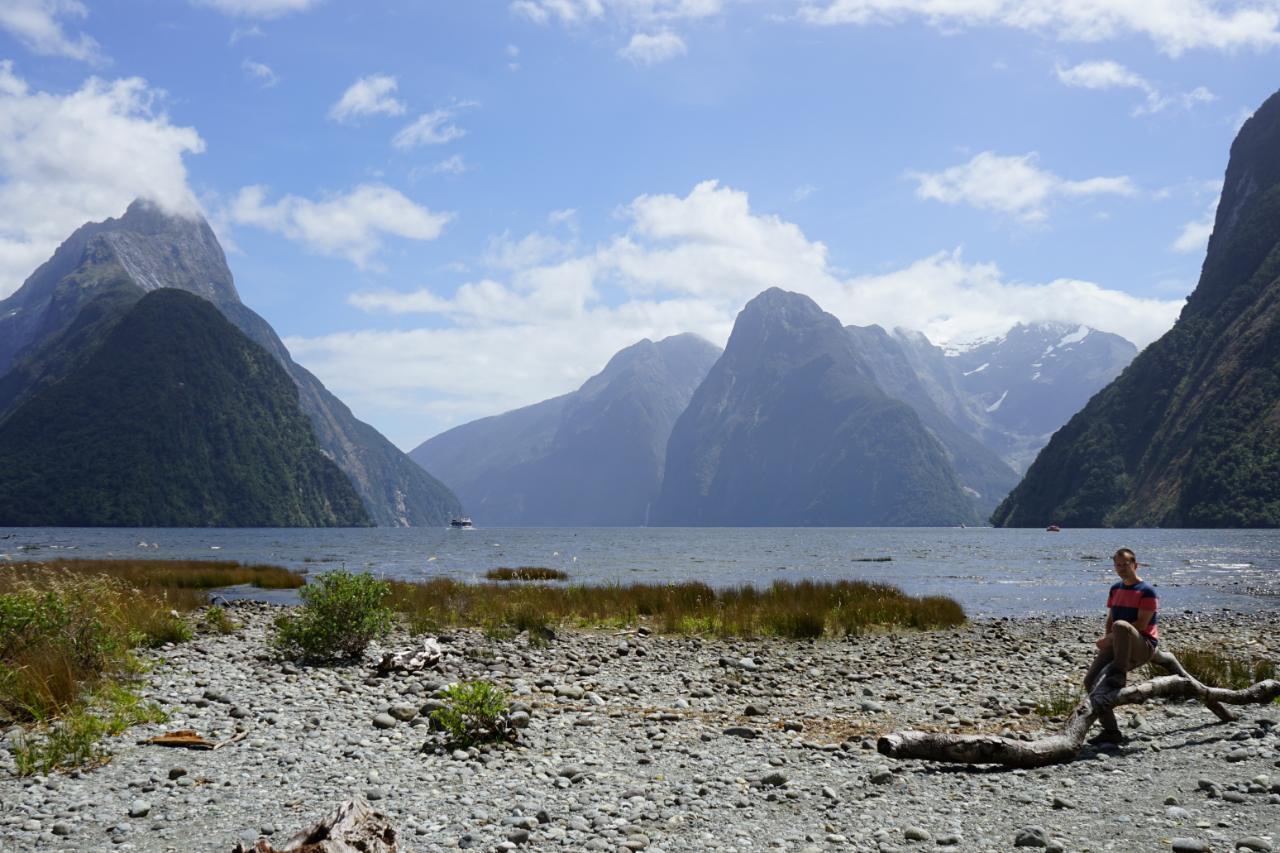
[1112,548,1139,583]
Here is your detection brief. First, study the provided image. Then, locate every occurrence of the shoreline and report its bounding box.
[2,605,1278,852]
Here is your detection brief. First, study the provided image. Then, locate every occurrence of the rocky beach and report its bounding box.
[1,603,1278,853]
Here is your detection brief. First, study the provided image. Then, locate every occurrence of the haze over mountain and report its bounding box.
[412,334,721,525]
[994,88,1280,528]
[0,201,460,526]
[0,289,370,527]
[844,324,1020,516]
[654,289,980,526]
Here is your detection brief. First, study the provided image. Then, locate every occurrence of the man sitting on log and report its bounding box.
[1082,547,1158,745]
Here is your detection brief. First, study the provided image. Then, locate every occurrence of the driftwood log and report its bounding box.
[231,798,399,853]
[878,649,1280,768]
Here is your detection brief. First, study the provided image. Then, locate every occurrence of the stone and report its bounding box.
[904,826,930,841]
[1171,840,1210,853]
[388,704,418,722]
[744,703,769,716]
[52,822,72,836]
[128,800,151,818]
[371,713,398,730]
[760,772,787,787]
[1014,826,1047,848]
[1236,838,1273,852]
[723,727,758,739]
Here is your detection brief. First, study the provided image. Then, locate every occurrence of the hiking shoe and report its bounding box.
[1088,729,1128,747]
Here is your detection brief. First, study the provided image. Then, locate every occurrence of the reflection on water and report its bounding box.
[2,526,1278,618]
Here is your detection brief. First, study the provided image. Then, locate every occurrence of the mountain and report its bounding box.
[993,89,1280,528]
[653,289,980,526]
[0,289,370,527]
[845,324,1020,515]
[0,201,460,526]
[890,323,1137,472]
[411,334,722,525]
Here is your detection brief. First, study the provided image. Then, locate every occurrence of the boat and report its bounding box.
[449,517,473,529]
[1046,524,1061,532]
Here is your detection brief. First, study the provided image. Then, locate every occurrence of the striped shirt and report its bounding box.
[1108,580,1159,646]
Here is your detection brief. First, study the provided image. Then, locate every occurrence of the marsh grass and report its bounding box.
[0,558,305,591]
[387,578,964,639]
[485,567,569,581]
[201,605,239,635]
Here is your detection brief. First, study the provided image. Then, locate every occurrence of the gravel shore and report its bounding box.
[2,603,1278,853]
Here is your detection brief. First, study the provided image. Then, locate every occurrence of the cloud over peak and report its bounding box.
[0,62,205,298]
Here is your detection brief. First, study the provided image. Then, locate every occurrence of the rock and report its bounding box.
[760,772,788,787]
[744,703,769,716]
[202,688,230,704]
[1171,840,1210,853]
[1166,806,1191,820]
[371,713,398,730]
[1014,826,1047,848]
[1236,838,1273,852]
[1223,791,1248,804]
[52,822,72,836]
[1052,796,1075,810]
[128,800,151,818]
[507,828,530,845]
[365,787,386,801]
[1226,748,1251,763]
[509,711,531,728]
[168,767,187,780]
[388,704,418,722]
[723,726,758,739]
[904,826,931,841]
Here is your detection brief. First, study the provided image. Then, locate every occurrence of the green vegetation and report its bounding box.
[201,605,239,635]
[484,567,569,581]
[1035,684,1082,717]
[272,570,394,662]
[388,577,964,639]
[1171,646,1277,690]
[12,685,168,776]
[429,680,517,746]
[0,559,295,772]
[0,288,371,527]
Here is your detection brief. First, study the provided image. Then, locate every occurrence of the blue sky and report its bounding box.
[1,0,1277,449]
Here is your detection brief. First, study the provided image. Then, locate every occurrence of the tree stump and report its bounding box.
[231,798,399,853]
[878,649,1280,768]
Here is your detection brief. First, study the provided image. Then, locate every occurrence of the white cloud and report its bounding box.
[227,184,452,267]
[241,59,279,87]
[229,24,265,43]
[393,108,467,149]
[0,0,102,63]
[511,0,721,26]
[193,0,321,18]
[911,151,1137,222]
[328,74,405,123]
[1172,189,1220,254]
[302,180,1180,444]
[432,154,468,175]
[618,30,688,64]
[799,0,1280,55]
[1054,59,1215,115]
[791,183,818,202]
[0,62,205,298]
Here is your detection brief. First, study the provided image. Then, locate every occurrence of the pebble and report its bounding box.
[127,800,150,818]
[2,604,1277,853]
[371,713,398,729]
[1171,839,1210,853]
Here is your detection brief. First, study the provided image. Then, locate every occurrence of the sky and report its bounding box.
[1,1,1277,450]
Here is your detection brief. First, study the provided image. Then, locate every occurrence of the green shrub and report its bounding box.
[429,680,516,746]
[485,567,569,581]
[1176,646,1277,690]
[1035,685,1081,717]
[12,684,167,776]
[200,605,239,635]
[272,571,393,662]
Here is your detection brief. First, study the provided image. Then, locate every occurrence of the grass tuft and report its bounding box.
[386,577,963,640]
[484,567,569,581]
[1171,645,1277,690]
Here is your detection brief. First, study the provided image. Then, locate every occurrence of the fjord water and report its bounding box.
[3,527,1278,618]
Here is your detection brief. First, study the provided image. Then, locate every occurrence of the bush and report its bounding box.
[272,571,393,662]
[430,680,516,746]
[201,605,239,635]
[1175,646,1277,690]
[485,567,569,581]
